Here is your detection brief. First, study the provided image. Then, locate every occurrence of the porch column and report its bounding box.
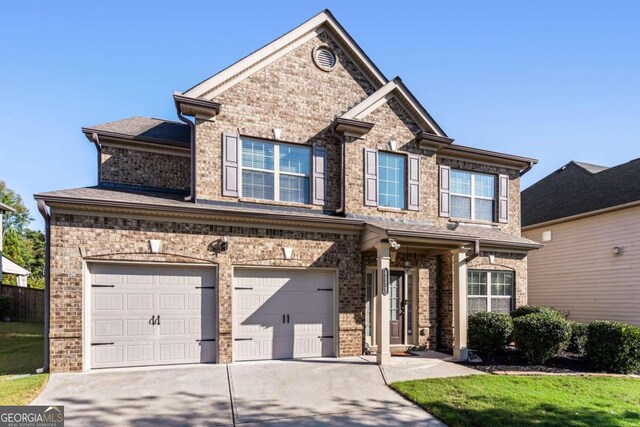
[452,250,469,361]
[375,242,391,365]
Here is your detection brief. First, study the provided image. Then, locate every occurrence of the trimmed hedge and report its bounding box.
[511,305,563,319]
[567,321,588,355]
[512,312,571,364]
[468,312,513,356]
[586,321,640,374]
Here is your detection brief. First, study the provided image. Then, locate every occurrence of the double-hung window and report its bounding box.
[450,170,496,222]
[378,152,406,209]
[241,139,310,204]
[467,271,514,315]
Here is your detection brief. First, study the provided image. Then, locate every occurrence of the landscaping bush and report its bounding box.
[586,321,640,374]
[468,312,513,356]
[512,312,571,364]
[0,295,11,320]
[567,321,588,355]
[511,305,563,319]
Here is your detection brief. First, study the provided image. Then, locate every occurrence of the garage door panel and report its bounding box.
[233,269,334,361]
[90,264,217,369]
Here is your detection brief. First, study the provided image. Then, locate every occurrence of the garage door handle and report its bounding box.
[92,285,115,288]
[234,338,253,341]
[235,287,253,290]
[317,288,332,291]
[196,286,216,289]
[196,339,216,342]
[318,336,334,339]
[91,342,115,346]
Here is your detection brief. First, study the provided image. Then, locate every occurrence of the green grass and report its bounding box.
[0,322,48,405]
[392,375,640,427]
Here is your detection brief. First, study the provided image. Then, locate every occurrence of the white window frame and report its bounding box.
[377,151,407,210]
[467,270,514,314]
[239,139,311,203]
[450,171,496,222]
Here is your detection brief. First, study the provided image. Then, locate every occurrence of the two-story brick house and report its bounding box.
[35,10,540,372]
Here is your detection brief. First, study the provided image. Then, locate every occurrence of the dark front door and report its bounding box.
[389,271,404,345]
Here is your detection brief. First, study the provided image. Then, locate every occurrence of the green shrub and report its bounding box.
[0,295,11,319]
[567,321,588,355]
[512,312,571,364]
[586,321,640,374]
[468,312,513,356]
[511,305,563,319]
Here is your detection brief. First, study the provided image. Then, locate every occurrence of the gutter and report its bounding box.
[174,99,197,202]
[520,160,536,177]
[36,200,50,373]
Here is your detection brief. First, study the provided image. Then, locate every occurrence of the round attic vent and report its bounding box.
[313,46,337,71]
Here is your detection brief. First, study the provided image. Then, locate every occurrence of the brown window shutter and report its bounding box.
[407,154,420,211]
[364,148,378,207]
[312,145,326,206]
[222,133,239,197]
[439,165,451,217]
[498,174,509,223]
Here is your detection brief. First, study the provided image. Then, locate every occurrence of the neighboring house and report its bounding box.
[522,159,640,325]
[35,10,540,373]
[2,256,30,287]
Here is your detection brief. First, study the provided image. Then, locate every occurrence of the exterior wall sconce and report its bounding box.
[209,237,229,255]
[612,246,623,255]
[282,247,293,260]
[403,259,412,271]
[149,240,162,254]
[390,252,397,262]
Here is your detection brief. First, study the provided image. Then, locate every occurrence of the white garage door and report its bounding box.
[90,264,217,369]
[233,269,335,361]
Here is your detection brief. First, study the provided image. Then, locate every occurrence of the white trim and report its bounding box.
[340,79,445,136]
[467,270,514,314]
[184,11,386,99]
[450,170,496,222]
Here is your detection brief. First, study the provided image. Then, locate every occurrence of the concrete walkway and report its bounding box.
[34,353,479,426]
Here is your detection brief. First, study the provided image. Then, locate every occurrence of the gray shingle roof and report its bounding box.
[83,117,190,148]
[522,159,640,227]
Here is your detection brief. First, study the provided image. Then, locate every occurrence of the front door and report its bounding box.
[389,271,404,345]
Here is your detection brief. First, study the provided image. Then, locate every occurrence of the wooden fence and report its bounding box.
[0,285,44,323]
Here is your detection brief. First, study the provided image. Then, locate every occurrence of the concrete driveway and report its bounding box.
[34,354,479,426]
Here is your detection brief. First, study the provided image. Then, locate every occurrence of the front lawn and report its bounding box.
[392,375,640,427]
[0,322,48,405]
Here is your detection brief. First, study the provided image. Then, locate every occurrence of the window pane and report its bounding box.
[451,170,471,195]
[378,153,405,209]
[451,195,471,219]
[491,272,513,296]
[279,175,309,204]
[467,271,488,296]
[242,170,274,200]
[474,174,495,198]
[242,140,274,170]
[279,145,310,175]
[491,298,511,314]
[468,297,487,315]
[475,199,495,222]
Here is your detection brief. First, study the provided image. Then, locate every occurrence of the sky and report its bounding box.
[1,1,639,230]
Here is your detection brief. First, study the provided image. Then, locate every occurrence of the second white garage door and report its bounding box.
[233,269,335,361]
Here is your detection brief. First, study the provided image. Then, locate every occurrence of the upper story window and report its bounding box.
[450,170,495,222]
[378,152,406,209]
[241,139,310,204]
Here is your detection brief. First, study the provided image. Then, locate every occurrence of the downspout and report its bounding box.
[91,133,102,184]
[175,100,196,202]
[37,200,50,373]
[465,239,480,263]
[329,129,346,215]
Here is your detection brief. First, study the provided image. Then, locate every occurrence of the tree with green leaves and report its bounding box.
[0,181,45,288]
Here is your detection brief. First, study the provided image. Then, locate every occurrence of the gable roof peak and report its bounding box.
[183,9,388,100]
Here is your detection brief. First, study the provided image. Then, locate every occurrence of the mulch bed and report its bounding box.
[461,348,594,374]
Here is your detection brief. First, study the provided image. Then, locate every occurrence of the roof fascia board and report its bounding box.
[184,11,387,99]
[92,138,191,158]
[521,199,640,231]
[82,128,190,150]
[438,145,537,171]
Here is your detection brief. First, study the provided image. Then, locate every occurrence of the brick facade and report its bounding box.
[100,146,190,191]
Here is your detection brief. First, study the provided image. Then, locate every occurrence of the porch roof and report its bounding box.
[363,218,542,251]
